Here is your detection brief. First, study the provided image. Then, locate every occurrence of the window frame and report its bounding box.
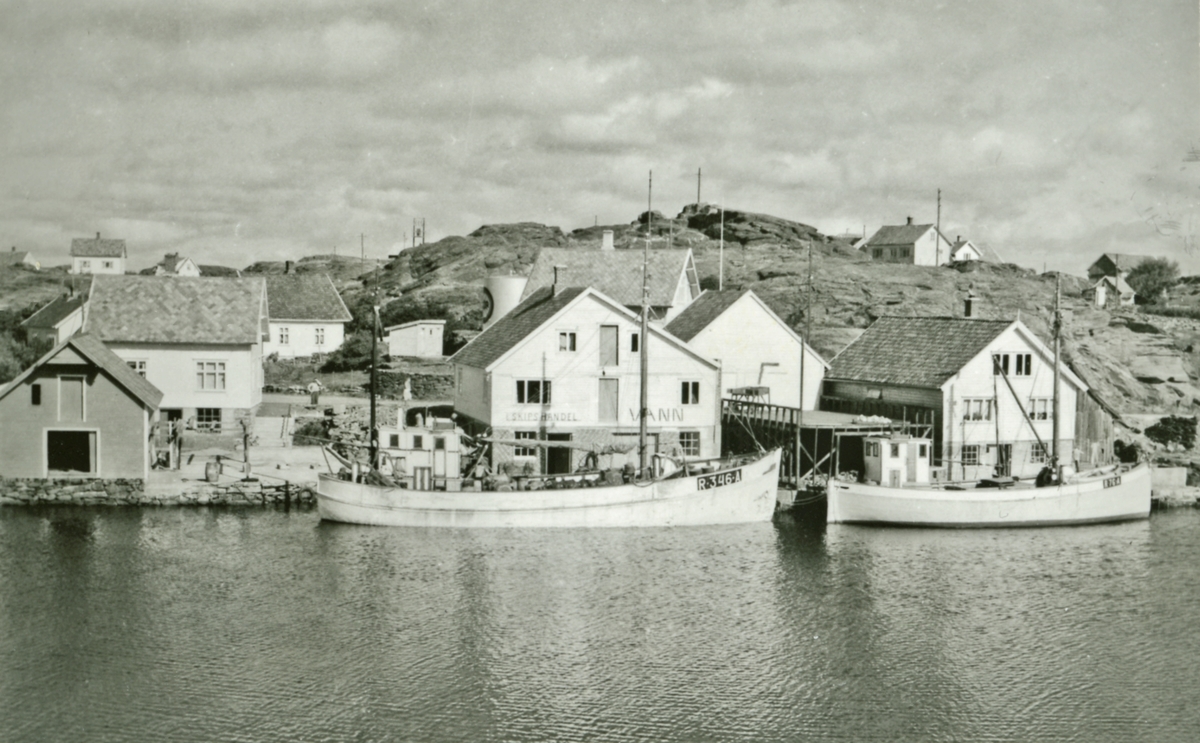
[1014,353,1033,376]
[279,327,290,345]
[195,408,222,432]
[127,360,147,378]
[315,327,325,346]
[514,431,538,457]
[679,431,700,457]
[558,331,577,352]
[31,383,41,406]
[962,398,994,421]
[195,360,227,391]
[681,380,700,405]
[962,445,980,466]
[516,379,551,404]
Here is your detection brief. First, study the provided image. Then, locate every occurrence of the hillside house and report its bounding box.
[21,294,87,345]
[1,247,39,270]
[385,320,445,358]
[149,253,201,277]
[862,218,954,266]
[1086,253,1157,282]
[521,246,701,323]
[1083,274,1136,308]
[71,233,127,275]
[263,274,352,359]
[665,288,827,409]
[83,275,267,433]
[822,315,1089,481]
[452,285,721,475]
[0,334,162,479]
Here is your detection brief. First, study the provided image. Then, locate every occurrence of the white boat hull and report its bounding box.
[317,449,782,528]
[827,463,1151,527]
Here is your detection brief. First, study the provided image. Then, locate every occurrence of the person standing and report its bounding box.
[307,379,322,405]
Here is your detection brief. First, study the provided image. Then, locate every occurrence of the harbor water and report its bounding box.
[1,505,1197,742]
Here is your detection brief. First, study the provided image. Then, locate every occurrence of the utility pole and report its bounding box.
[361,233,365,268]
[697,168,701,205]
[639,171,652,474]
[719,207,724,291]
[935,189,942,265]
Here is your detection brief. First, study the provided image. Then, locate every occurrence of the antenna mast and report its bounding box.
[935,189,942,265]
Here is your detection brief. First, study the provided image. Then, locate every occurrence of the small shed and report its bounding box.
[0,334,162,479]
[385,319,445,358]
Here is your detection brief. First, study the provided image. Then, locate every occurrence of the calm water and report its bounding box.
[1,505,1197,743]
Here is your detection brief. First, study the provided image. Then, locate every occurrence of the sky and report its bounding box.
[1,0,1197,276]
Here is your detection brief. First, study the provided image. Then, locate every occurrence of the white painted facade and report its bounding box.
[265,321,345,359]
[941,322,1083,480]
[103,341,263,415]
[680,292,827,409]
[454,289,721,472]
[155,256,201,277]
[72,256,125,275]
[950,240,982,262]
[385,320,444,358]
[867,227,954,266]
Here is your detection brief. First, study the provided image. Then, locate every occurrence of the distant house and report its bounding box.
[71,233,127,275]
[263,274,353,359]
[151,253,201,277]
[83,275,268,432]
[1087,253,1157,282]
[521,246,701,322]
[1,247,39,270]
[948,237,1004,264]
[385,320,445,359]
[823,315,1088,480]
[452,285,721,474]
[0,334,162,479]
[665,289,827,409]
[1083,274,1136,308]
[862,218,954,266]
[21,293,87,345]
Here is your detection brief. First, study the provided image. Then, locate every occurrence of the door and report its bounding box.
[599,325,618,367]
[995,444,1012,477]
[889,469,901,488]
[599,378,618,422]
[547,433,572,474]
[47,430,95,474]
[433,437,447,476]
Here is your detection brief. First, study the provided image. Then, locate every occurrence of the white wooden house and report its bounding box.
[385,320,445,358]
[21,294,87,345]
[152,253,201,277]
[1,247,39,270]
[71,233,126,275]
[823,315,1087,480]
[1084,274,1136,308]
[83,275,267,433]
[451,285,721,475]
[862,218,954,266]
[263,274,352,359]
[665,288,827,409]
[521,246,701,322]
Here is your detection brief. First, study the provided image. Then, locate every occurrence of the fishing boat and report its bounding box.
[826,277,1151,527]
[316,176,782,528]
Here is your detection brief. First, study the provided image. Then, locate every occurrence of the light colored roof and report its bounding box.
[84,275,267,344]
[21,294,86,329]
[521,247,696,308]
[950,239,1005,264]
[0,333,162,409]
[1090,274,1135,294]
[71,236,126,258]
[265,274,352,322]
[385,319,446,332]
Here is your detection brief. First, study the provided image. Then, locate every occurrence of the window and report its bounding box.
[600,325,618,366]
[279,327,290,344]
[516,379,551,404]
[681,381,700,405]
[127,360,146,378]
[889,443,900,458]
[196,408,221,432]
[514,431,537,457]
[434,437,445,450]
[866,441,879,458]
[962,445,980,466]
[679,431,700,457]
[631,333,639,353]
[962,398,993,421]
[1028,398,1051,420]
[919,444,928,459]
[1030,444,1049,463]
[1014,353,1032,376]
[196,361,226,390]
[315,327,325,346]
[872,249,882,259]
[389,433,400,448]
[993,354,1010,376]
[558,332,576,351]
[102,261,113,269]
[31,384,41,405]
[412,435,424,449]
[80,260,90,270]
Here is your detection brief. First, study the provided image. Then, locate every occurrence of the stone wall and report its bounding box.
[0,477,316,507]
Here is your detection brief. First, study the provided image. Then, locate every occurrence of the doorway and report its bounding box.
[546,433,573,474]
[47,430,96,474]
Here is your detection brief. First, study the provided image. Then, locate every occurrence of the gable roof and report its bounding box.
[665,289,749,341]
[84,275,267,344]
[864,223,945,247]
[0,333,162,409]
[265,274,352,322]
[827,316,1014,388]
[452,285,717,372]
[385,319,446,333]
[521,247,696,308]
[21,294,86,329]
[1090,274,1135,295]
[71,236,126,258]
[0,250,33,265]
[1089,253,1156,275]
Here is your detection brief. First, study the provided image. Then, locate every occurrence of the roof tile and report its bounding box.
[265,274,352,322]
[521,248,691,308]
[84,275,266,344]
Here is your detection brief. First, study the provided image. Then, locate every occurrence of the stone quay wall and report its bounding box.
[0,478,316,507]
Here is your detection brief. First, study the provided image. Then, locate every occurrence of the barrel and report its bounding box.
[204,460,220,483]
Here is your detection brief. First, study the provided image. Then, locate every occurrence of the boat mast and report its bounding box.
[369,264,380,468]
[639,171,652,473]
[1052,273,1062,478]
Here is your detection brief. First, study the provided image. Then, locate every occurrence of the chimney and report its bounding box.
[906,216,913,226]
[964,289,977,318]
[601,230,614,250]
[552,264,567,295]
[285,260,295,274]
